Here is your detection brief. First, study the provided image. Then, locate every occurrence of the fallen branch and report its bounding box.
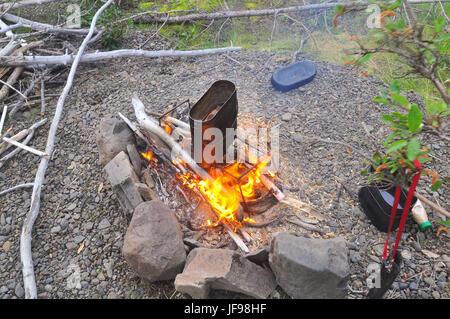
[20,0,115,299]
[2,136,50,158]
[1,12,93,36]
[286,216,324,234]
[0,182,34,197]
[0,47,243,67]
[414,192,450,218]
[132,0,447,24]
[0,105,6,134]
[0,118,47,168]
[0,0,60,11]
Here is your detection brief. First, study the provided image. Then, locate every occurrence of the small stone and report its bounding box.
[432,291,440,299]
[74,235,85,244]
[411,241,422,252]
[2,241,11,252]
[409,282,418,290]
[399,282,409,290]
[281,113,292,121]
[60,220,69,230]
[91,278,99,285]
[67,203,77,211]
[45,277,54,285]
[98,218,111,230]
[14,284,24,298]
[80,281,89,289]
[50,226,61,233]
[401,250,412,260]
[44,285,52,293]
[84,222,94,230]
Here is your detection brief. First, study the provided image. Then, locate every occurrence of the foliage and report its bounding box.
[77,0,128,49]
[335,0,449,193]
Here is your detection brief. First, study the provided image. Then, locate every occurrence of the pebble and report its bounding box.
[50,226,61,233]
[2,241,11,252]
[14,284,24,298]
[45,277,54,285]
[281,113,292,121]
[74,235,85,244]
[409,282,418,290]
[432,291,440,299]
[399,283,409,290]
[67,203,77,211]
[401,250,412,260]
[44,285,52,293]
[84,222,94,230]
[98,218,111,230]
[81,281,89,289]
[60,220,69,230]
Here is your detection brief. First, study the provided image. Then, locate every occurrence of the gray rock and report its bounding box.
[281,113,292,121]
[244,246,269,265]
[104,151,143,214]
[175,248,277,299]
[84,222,94,230]
[50,226,61,233]
[96,117,135,166]
[409,282,418,290]
[269,233,349,299]
[123,200,186,282]
[98,218,111,230]
[14,284,24,298]
[126,144,141,176]
[432,291,440,299]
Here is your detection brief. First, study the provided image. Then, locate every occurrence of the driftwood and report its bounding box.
[0,47,243,67]
[0,118,47,168]
[20,0,115,299]
[132,0,448,24]
[0,0,60,11]
[1,12,94,36]
[0,182,34,196]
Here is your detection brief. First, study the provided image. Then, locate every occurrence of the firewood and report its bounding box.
[20,0,115,299]
[0,47,243,67]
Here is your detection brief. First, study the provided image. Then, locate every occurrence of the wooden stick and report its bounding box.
[414,192,450,218]
[0,0,60,11]
[0,128,27,154]
[0,47,243,67]
[132,98,249,253]
[0,105,7,134]
[131,0,448,24]
[40,78,45,115]
[0,182,34,197]
[1,12,93,35]
[20,0,115,299]
[0,118,47,168]
[2,136,50,158]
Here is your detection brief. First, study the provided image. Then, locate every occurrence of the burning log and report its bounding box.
[130,98,250,253]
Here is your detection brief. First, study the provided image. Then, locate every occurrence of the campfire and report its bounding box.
[116,80,314,253]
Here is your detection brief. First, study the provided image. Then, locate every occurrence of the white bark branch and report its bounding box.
[2,136,49,157]
[132,0,449,23]
[0,182,34,196]
[20,0,115,299]
[0,47,243,66]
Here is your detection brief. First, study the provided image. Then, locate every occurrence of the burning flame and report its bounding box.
[176,156,272,230]
[141,150,153,162]
[140,119,275,231]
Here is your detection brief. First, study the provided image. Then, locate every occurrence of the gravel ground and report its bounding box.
[0,31,448,299]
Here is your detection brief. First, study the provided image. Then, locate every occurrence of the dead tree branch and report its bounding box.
[131,0,448,24]
[20,0,115,299]
[0,47,243,67]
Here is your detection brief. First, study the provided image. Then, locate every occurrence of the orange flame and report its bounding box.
[141,150,153,161]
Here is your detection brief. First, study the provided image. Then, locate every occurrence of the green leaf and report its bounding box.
[406,137,420,161]
[431,180,443,192]
[373,152,381,164]
[373,95,390,104]
[335,4,343,12]
[408,104,423,132]
[358,53,373,64]
[391,92,410,108]
[389,80,401,94]
[392,112,408,121]
[388,0,403,10]
[435,34,450,42]
[438,220,450,228]
[360,170,368,175]
[435,16,445,33]
[387,140,407,153]
[385,132,398,143]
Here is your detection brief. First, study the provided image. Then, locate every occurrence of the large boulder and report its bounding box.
[269,233,349,299]
[175,248,277,299]
[96,117,135,166]
[123,200,186,282]
[104,151,144,214]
